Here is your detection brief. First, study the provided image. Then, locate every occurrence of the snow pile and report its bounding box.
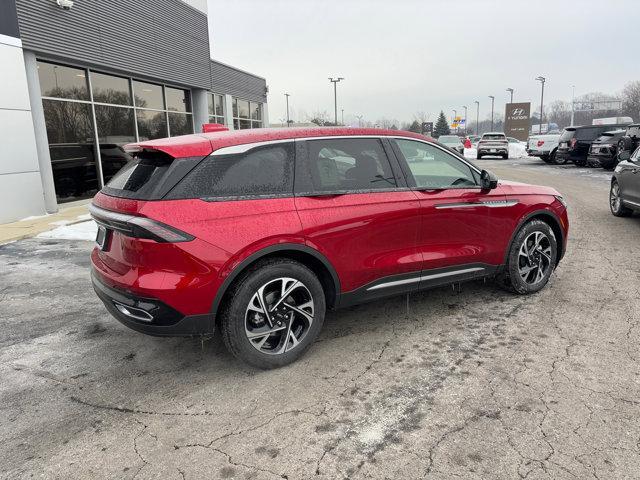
[37,220,98,241]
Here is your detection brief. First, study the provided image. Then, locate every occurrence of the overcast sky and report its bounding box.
[208,0,639,126]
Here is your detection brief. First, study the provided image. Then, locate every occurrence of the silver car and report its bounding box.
[477,132,509,159]
[437,135,464,154]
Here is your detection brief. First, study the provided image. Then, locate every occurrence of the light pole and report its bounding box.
[462,105,468,135]
[284,93,290,127]
[356,114,363,127]
[535,76,546,134]
[474,100,479,135]
[341,108,344,126]
[452,109,457,133]
[570,84,575,126]
[506,88,514,103]
[328,77,344,126]
[488,95,495,131]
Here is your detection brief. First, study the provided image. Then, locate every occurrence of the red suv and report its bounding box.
[90,128,569,368]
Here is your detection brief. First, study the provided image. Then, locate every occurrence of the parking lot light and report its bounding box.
[506,88,514,103]
[328,77,344,126]
[474,100,479,135]
[488,96,495,131]
[536,76,546,133]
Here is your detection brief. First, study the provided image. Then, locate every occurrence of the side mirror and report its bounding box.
[618,150,631,161]
[480,169,498,190]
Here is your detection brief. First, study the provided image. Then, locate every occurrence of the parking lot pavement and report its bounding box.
[2,157,640,479]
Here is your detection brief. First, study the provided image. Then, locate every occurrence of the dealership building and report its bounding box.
[0,0,268,223]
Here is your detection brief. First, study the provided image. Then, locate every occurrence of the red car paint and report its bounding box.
[91,128,568,332]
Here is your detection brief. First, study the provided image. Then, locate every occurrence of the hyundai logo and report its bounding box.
[512,108,525,116]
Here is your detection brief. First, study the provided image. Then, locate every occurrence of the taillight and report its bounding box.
[537,140,545,147]
[569,138,577,149]
[89,204,194,243]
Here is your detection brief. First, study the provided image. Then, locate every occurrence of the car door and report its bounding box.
[294,137,422,302]
[618,147,640,208]
[390,138,509,286]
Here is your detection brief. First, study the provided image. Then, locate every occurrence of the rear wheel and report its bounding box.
[554,153,568,165]
[476,154,482,159]
[610,181,632,217]
[220,258,326,369]
[549,149,557,164]
[503,220,557,294]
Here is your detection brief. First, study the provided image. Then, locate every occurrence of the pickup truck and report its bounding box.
[526,133,561,163]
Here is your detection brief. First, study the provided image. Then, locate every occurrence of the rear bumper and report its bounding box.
[587,154,616,168]
[527,149,549,157]
[478,147,508,155]
[91,269,213,336]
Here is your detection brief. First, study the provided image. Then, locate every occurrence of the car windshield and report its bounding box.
[482,134,505,141]
[438,136,460,144]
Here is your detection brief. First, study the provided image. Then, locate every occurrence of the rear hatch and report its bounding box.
[589,131,623,155]
[558,128,576,152]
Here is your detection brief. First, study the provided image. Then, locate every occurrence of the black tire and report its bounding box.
[476,154,482,159]
[502,220,557,294]
[503,153,509,159]
[574,158,586,167]
[610,180,632,217]
[541,154,551,164]
[602,161,616,171]
[553,153,568,165]
[549,149,557,164]
[220,258,326,369]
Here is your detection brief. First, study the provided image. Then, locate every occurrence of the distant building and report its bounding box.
[0,0,269,223]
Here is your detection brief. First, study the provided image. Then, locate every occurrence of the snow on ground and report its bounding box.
[37,220,97,241]
[464,142,529,160]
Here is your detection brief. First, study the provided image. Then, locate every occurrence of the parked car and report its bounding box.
[90,127,569,368]
[610,146,640,216]
[556,124,631,166]
[527,133,561,164]
[586,130,626,170]
[477,132,509,159]
[437,135,464,154]
[616,123,640,159]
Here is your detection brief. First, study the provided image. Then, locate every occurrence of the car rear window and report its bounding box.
[166,143,295,200]
[576,128,601,141]
[560,129,576,141]
[482,134,505,140]
[104,151,174,199]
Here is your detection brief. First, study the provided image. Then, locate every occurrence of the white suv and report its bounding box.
[477,132,509,159]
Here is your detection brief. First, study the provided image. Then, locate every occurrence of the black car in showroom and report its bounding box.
[610,147,640,217]
[556,124,631,167]
[586,130,625,170]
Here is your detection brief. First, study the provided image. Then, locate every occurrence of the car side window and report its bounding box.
[394,139,478,189]
[167,143,294,199]
[304,138,397,192]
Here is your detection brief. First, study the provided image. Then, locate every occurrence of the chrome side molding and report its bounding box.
[366,266,486,292]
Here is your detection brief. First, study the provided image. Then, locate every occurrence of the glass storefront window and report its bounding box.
[38,61,89,100]
[166,87,191,112]
[233,97,263,129]
[208,93,225,124]
[133,81,164,110]
[90,72,132,105]
[94,105,136,183]
[137,110,168,141]
[168,112,193,136]
[42,99,98,201]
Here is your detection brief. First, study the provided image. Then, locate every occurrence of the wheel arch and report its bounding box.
[504,209,565,267]
[211,243,341,323]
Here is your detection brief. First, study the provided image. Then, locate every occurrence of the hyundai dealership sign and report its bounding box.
[504,102,531,141]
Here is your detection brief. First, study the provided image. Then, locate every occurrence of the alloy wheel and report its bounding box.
[518,231,552,285]
[610,183,621,212]
[245,277,314,355]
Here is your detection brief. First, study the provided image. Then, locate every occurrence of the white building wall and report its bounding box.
[0,34,46,223]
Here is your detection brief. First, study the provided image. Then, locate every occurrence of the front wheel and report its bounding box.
[610,181,632,217]
[503,220,557,294]
[220,258,326,369]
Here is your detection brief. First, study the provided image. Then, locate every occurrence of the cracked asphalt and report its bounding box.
[2,157,640,479]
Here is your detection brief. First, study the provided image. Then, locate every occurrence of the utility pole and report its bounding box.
[535,76,546,133]
[570,84,575,126]
[488,96,495,131]
[462,105,468,135]
[506,88,514,103]
[284,93,290,127]
[341,108,344,126]
[474,100,479,135]
[328,77,344,126]
[355,114,363,128]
